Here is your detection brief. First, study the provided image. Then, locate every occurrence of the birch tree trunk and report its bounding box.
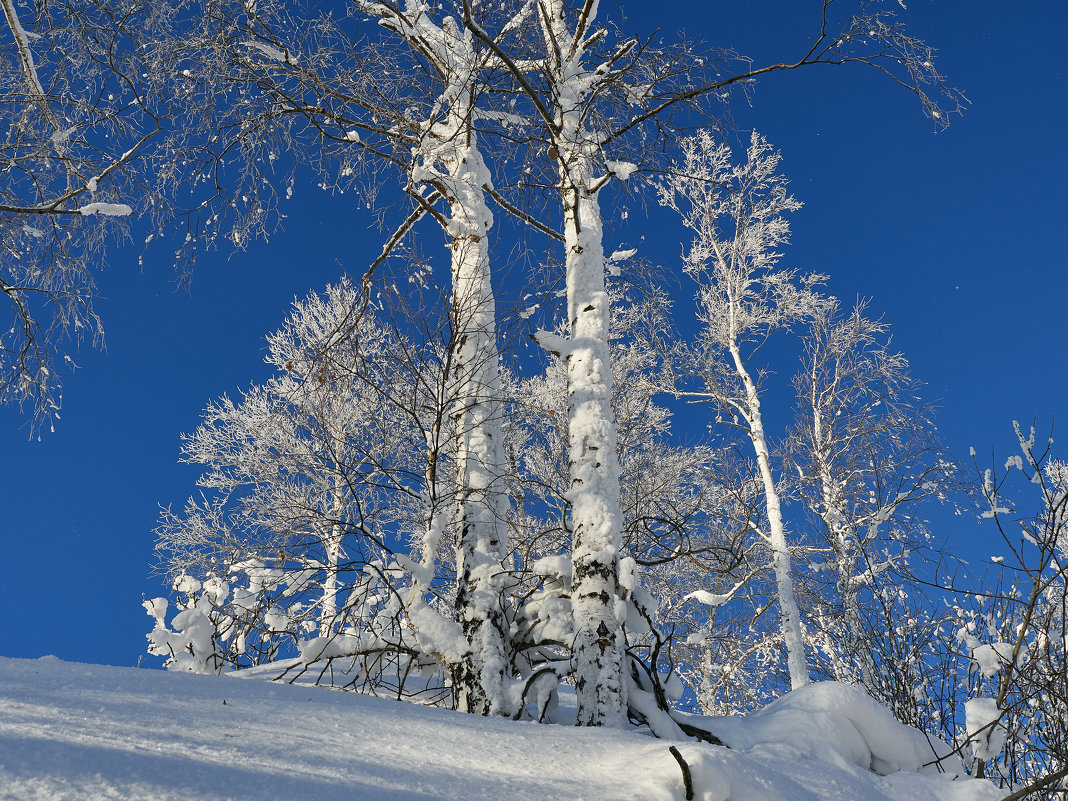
[442,133,510,716]
[661,131,820,695]
[560,171,627,727]
[810,396,873,686]
[363,3,513,714]
[537,0,628,726]
[728,340,810,690]
[319,470,346,636]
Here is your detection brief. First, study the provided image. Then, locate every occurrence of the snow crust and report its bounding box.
[606,160,638,180]
[685,589,732,607]
[0,658,1000,801]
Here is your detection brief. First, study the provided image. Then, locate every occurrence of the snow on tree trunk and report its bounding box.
[441,138,510,717]
[729,341,810,691]
[367,3,513,715]
[534,0,628,725]
[561,177,627,727]
[319,470,346,637]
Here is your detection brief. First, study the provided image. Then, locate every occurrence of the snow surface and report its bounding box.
[687,682,966,778]
[0,657,1001,801]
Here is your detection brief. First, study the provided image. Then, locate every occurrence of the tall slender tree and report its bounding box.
[659,130,827,690]
[359,1,516,715]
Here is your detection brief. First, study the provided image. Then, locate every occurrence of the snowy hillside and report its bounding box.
[0,656,1002,801]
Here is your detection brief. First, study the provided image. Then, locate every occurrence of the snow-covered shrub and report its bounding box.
[144,574,231,674]
[952,423,1068,793]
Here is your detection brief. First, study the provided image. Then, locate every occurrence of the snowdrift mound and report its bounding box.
[0,657,999,801]
[690,681,963,776]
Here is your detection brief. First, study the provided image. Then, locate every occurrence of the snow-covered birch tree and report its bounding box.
[659,130,827,691]
[506,279,741,686]
[153,280,430,666]
[358,0,517,716]
[503,0,634,726]
[148,0,538,713]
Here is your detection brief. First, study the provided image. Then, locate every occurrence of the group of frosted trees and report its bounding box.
[4,0,1065,795]
[128,0,960,727]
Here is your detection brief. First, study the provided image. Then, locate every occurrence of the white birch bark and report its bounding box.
[729,340,810,690]
[3,0,62,139]
[369,4,511,714]
[809,382,872,685]
[319,470,346,636]
[2,0,76,193]
[661,131,821,694]
[559,171,627,726]
[441,140,510,716]
[536,0,628,727]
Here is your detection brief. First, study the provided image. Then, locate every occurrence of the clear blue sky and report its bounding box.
[2,0,1065,668]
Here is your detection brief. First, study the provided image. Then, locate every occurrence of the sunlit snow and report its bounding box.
[0,657,1001,801]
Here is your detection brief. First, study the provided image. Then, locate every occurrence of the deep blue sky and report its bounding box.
[2,0,1065,668]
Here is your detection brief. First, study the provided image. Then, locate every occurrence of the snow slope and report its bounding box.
[0,656,1000,801]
